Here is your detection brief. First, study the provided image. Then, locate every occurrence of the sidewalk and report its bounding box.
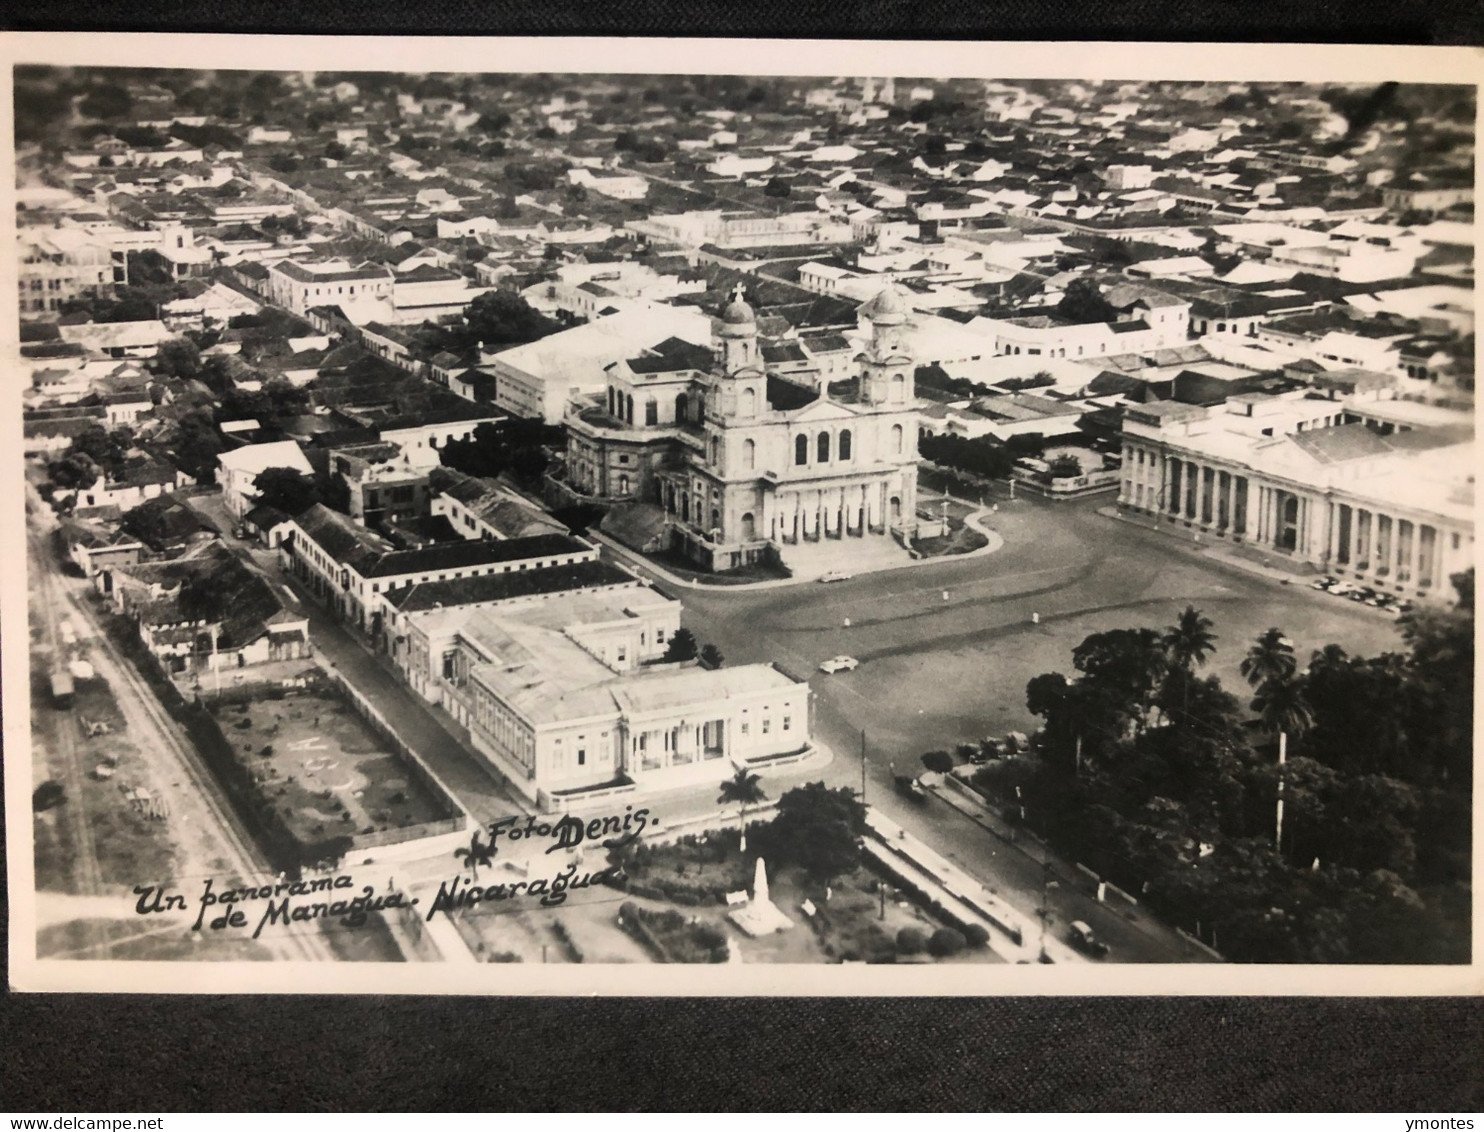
[864,810,1081,964]
[1097,505,1318,589]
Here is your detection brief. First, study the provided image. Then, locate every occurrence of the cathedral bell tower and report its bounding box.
[859,285,914,406]
[718,283,759,375]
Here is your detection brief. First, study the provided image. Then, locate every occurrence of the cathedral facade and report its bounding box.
[564,286,921,572]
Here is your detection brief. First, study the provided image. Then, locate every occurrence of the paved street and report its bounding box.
[652,489,1409,961]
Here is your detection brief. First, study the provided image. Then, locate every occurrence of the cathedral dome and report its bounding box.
[863,285,907,325]
[721,297,757,327]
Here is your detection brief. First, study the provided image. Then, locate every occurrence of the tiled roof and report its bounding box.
[383,560,634,612]
[627,337,713,375]
[366,532,589,579]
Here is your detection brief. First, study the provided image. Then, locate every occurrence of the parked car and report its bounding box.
[818,570,855,584]
[1349,586,1377,603]
[1310,575,1340,591]
[818,655,859,674]
[1068,920,1109,958]
[1329,581,1359,597]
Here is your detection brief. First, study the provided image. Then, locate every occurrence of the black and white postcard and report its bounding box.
[3,33,1478,994]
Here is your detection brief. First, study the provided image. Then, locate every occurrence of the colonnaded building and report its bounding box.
[564,285,922,571]
[1118,388,1474,600]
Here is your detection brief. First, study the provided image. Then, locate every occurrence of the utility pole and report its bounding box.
[1275,729,1287,851]
[859,729,867,806]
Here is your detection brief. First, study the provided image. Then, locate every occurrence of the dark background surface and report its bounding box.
[2,0,1482,1112]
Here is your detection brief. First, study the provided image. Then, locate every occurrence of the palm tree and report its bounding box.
[454,829,495,881]
[1165,606,1217,672]
[1251,676,1314,740]
[1250,670,1313,855]
[1240,628,1297,689]
[1164,606,1217,721]
[717,766,766,853]
[1307,643,1349,675]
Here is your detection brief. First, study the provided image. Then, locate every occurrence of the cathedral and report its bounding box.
[564,284,922,572]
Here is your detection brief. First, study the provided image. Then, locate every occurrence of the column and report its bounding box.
[1408,521,1424,589]
[1418,525,1435,589]
[1160,455,1172,515]
[1376,514,1392,576]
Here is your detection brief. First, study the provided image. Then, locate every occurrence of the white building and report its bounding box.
[265,258,394,316]
[1118,395,1473,599]
[481,305,714,424]
[216,440,315,519]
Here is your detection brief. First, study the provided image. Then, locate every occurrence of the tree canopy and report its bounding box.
[998,584,1473,963]
[755,782,866,884]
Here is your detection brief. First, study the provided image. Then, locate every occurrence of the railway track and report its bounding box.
[27,525,109,957]
[26,509,334,963]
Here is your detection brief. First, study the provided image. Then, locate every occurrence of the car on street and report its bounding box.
[818,655,859,674]
[818,570,854,583]
[1310,575,1340,591]
[1068,920,1109,958]
[1349,586,1378,604]
[1328,581,1358,597]
[894,775,928,802]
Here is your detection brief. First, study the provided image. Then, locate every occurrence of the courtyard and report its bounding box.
[209,682,452,853]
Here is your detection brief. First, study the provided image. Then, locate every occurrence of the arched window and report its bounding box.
[839,429,852,461]
[710,507,721,533]
[817,431,830,462]
[741,512,756,540]
[1217,322,1227,333]
[607,387,616,416]
[645,398,657,426]
[710,436,720,464]
[890,373,906,401]
[743,439,755,470]
[694,392,705,422]
[795,435,808,465]
[740,387,756,417]
[891,424,904,454]
[625,394,634,424]
[618,474,629,495]
[675,392,687,422]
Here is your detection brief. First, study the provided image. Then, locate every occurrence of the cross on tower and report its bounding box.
[729,282,747,304]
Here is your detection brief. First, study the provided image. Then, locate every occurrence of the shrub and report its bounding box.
[236,717,252,730]
[259,744,274,757]
[33,780,67,812]
[962,923,991,949]
[921,750,955,775]
[928,927,967,958]
[896,927,928,955]
[489,951,523,963]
